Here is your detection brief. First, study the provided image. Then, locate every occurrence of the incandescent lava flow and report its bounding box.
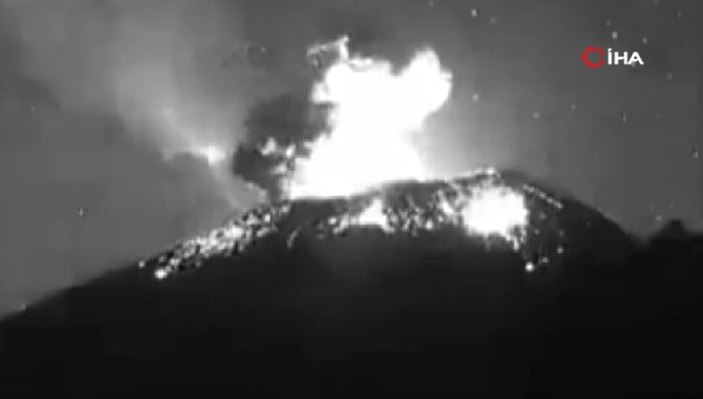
[144,167,632,282]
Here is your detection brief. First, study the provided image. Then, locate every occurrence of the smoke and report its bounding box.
[1,0,278,175]
[232,92,329,201]
[0,0,274,314]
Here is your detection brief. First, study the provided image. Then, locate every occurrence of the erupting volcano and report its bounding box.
[145,37,630,282]
[3,2,703,395]
[0,36,650,395]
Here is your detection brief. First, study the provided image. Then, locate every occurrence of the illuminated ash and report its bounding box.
[284,36,452,199]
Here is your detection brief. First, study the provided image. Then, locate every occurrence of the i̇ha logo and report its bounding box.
[582,46,644,69]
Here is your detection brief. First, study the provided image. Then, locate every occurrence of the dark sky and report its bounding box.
[0,0,701,315]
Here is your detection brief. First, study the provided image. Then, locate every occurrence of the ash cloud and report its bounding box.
[232,91,331,201]
[230,25,400,201]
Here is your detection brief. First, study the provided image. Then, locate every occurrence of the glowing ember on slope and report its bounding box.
[148,205,289,280]
[335,181,529,245]
[459,186,528,238]
[285,36,452,199]
[355,198,391,231]
[146,171,570,281]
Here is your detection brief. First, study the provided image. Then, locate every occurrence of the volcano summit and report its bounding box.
[142,168,632,282]
[1,168,659,395]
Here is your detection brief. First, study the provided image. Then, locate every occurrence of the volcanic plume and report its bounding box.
[233,36,451,201]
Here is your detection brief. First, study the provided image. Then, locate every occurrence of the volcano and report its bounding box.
[2,169,702,395]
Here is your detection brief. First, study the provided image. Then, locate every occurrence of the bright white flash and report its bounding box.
[193,144,226,166]
[460,187,529,238]
[355,198,391,231]
[286,36,452,199]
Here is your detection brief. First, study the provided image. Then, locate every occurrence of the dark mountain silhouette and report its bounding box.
[1,170,702,395]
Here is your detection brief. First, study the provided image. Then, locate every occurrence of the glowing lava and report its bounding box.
[285,36,452,199]
[355,198,391,231]
[458,186,529,238]
[145,173,546,281]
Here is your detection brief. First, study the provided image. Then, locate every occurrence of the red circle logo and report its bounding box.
[582,46,606,69]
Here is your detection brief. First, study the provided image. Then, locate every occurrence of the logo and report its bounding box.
[582,46,644,69]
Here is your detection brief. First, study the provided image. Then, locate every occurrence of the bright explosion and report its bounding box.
[193,144,227,166]
[459,185,529,238]
[147,38,539,280]
[282,37,529,241]
[285,36,452,199]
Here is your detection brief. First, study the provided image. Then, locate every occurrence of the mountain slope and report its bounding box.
[0,169,671,395]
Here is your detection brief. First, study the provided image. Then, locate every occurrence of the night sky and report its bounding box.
[0,0,701,315]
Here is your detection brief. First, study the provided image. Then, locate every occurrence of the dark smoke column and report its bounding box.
[231,93,328,201]
[232,37,351,201]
